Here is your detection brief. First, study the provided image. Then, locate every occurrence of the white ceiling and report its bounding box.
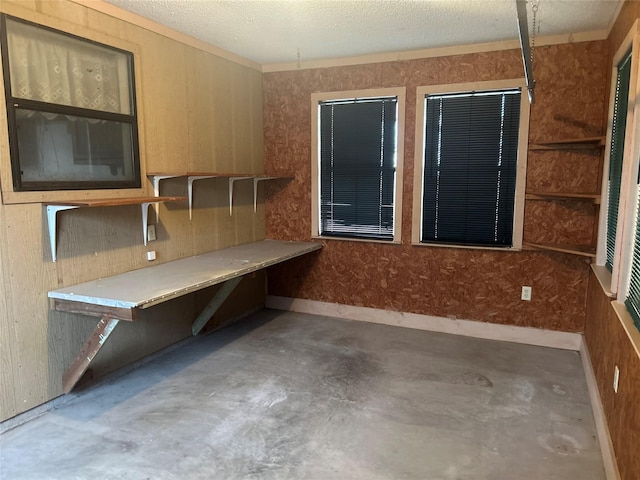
[104,0,623,66]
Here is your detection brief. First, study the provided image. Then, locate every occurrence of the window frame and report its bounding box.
[311,87,405,244]
[596,20,640,298]
[0,13,145,203]
[411,79,530,250]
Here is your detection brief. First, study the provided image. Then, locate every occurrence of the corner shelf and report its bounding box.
[525,192,601,204]
[147,172,292,218]
[530,136,605,150]
[523,242,596,258]
[45,196,186,262]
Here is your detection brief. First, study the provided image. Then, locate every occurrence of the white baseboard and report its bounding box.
[579,337,621,480]
[266,296,583,351]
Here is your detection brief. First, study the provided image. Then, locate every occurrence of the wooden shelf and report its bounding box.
[523,242,596,258]
[525,192,601,204]
[146,173,293,218]
[530,136,605,150]
[45,196,186,262]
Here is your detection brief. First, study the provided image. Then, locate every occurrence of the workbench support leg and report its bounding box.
[62,317,120,393]
[192,277,243,336]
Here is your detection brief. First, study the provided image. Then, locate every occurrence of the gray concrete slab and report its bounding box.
[0,310,604,479]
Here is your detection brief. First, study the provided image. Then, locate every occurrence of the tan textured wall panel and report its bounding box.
[264,42,608,332]
[585,272,640,480]
[0,0,265,421]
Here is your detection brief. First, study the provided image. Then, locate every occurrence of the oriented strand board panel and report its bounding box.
[0,0,265,421]
[264,41,607,332]
[585,271,640,480]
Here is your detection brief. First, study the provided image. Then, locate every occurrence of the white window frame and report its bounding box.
[411,79,530,250]
[596,20,640,298]
[310,87,405,244]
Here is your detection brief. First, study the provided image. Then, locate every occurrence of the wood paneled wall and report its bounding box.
[583,3,640,479]
[264,41,607,332]
[0,0,266,421]
[585,272,640,480]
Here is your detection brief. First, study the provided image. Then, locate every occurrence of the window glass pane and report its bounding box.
[6,17,132,114]
[421,89,520,247]
[16,109,136,184]
[319,97,397,240]
[605,51,633,271]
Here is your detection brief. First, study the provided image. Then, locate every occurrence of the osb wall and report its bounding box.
[584,2,640,480]
[264,41,607,332]
[0,0,266,421]
[585,272,640,480]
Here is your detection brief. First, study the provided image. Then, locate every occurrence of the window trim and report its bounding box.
[596,20,640,298]
[411,79,530,250]
[0,13,146,205]
[310,87,405,244]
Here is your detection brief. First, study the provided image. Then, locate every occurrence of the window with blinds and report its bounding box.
[318,96,398,241]
[625,173,640,330]
[420,89,521,247]
[605,50,633,272]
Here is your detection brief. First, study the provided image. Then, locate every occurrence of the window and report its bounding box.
[412,80,529,249]
[0,15,141,191]
[311,88,405,242]
[596,23,640,298]
[604,50,632,272]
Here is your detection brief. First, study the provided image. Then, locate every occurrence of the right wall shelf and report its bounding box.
[523,135,605,259]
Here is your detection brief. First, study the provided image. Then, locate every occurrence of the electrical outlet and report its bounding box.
[147,224,156,242]
[521,286,532,301]
[147,250,156,261]
[613,365,620,393]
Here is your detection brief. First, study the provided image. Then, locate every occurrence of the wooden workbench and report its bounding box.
[49,239,321,393]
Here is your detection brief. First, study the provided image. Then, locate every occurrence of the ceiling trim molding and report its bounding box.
[69,0,262,71]
[606,0,627,37]
[262,29,608,73]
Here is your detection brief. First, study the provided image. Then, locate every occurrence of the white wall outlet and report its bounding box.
[147,224,157,242]
[147,250,156,261]
[613,365,620,393]
[521,286,532,301]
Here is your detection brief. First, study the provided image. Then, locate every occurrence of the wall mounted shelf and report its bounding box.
[45,196,186,262]
[530,136,605,150]
[523,242,596,258]
[147,173,292,218]
[525,192,601,204]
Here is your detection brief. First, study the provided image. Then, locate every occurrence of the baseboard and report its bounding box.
[579,337,621,480]
[266,296,582,351]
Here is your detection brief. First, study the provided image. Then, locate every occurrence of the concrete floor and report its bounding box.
[1,309,604,479]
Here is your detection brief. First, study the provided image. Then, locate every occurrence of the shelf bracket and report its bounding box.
[253,177,278,212]
[187,176,215,220]
[228,177,253,216]
[46,205,79,262]
[140,202,155,246]
[150,175,181,222]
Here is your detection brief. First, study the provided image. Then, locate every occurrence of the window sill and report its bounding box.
[410,241,521,253]
[591,264,616,299]
[312,235,402,246]
[611,301,640,360]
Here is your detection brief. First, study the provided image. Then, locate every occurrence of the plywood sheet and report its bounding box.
[49,240,320,309]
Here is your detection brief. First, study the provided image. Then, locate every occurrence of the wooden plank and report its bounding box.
[43,196,186,208]
[49,240,321,310]
[526,192,601,203]
[62,318,120,393]
[523,242,596,258]
[191,277,243,335]
[530,137,606,150]
[52,299,136,322]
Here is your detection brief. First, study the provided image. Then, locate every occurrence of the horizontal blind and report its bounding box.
[625,173,640,331]
[606,50,632,272]
[421,89,520,247]
[319,97,397,240]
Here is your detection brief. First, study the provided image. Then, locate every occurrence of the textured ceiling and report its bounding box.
[103,0,622,65]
